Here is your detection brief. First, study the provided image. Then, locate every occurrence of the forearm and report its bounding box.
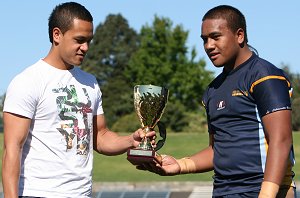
[263,140,292,184]
[259,139,292,198]
[94,130,134,155]
[178,146,214,174]
[259,110,293,197]
[93,115,140,155]
[192,146,214,173]
[2,147,21,198]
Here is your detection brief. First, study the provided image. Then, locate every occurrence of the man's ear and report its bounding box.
[52,27,62,44]
[236,28,245,44]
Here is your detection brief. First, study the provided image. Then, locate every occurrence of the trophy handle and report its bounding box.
[155,121,167,151]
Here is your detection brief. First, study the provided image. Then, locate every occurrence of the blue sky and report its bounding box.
[1,1,299,95]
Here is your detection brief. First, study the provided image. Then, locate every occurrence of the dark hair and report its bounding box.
[202,5,248,43]
[48,2,93,43]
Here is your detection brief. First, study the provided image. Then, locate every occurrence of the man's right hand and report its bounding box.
[137,154,181,176]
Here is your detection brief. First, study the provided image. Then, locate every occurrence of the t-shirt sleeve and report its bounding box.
[94,82,104,116]
[3,74,38,119]
[251,74,292,117]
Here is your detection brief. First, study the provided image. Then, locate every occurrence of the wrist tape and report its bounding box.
[259,181,279,198]
[177,157,196,174]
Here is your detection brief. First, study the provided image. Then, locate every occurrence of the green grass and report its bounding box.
[93,132,214,181]
[0,132,299,182]
[93,132,300,182]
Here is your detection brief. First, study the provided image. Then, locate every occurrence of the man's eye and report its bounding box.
[212,35,220,40]
[76,39,85,44]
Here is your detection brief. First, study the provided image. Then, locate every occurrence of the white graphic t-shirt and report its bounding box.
[4,60,104,198]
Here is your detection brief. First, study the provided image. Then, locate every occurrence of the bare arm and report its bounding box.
[93,114,154,155]
[2,112,31,198]
[262,110,292,185]
[140,133,214,175]
[189,133,214,173]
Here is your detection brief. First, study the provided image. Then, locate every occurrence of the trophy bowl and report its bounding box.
[127,84,169,165]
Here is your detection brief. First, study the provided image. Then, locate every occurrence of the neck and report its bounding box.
[43,47,74,70]
[223,47,253,72]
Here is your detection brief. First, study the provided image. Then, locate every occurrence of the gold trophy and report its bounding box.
[127,84,169,165]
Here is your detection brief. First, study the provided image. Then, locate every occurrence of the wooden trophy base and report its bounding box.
[127,148,161,166]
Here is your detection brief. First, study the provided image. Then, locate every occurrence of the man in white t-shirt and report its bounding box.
[2,2,154,198]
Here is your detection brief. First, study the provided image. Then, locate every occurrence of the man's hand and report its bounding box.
[137,154,181,176]
[131,128,156,148]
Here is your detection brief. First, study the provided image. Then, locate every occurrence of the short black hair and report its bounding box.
[48,2,93,43]
[202,5,248,43]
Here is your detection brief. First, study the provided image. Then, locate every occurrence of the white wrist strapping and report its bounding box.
[177,157,196,174]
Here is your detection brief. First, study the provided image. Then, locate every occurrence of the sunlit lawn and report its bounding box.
[0,132,299,182]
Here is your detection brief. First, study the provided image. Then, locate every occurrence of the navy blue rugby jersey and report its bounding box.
[202,53,295,196]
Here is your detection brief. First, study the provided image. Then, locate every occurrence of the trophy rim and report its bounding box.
[134,84,168,91]
[134,84,169,129]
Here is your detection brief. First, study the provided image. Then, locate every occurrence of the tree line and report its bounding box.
[81,14,213,132]
[0,14,300,132]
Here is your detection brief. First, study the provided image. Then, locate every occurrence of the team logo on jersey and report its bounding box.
[217,100,226,110]
[232,90,248,96]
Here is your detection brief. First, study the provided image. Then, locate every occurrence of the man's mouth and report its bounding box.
[209,52,219,60]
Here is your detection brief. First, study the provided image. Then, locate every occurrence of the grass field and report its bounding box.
[0,132,299,182]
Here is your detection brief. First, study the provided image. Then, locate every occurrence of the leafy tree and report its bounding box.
[81,14,213,131]
[124,16,213,131]
[292,98,300,131]
[282,64,300,98]
[81,14,139,127]
[282,64,300,131]
[0,93,4,112]
[111,112,140,132]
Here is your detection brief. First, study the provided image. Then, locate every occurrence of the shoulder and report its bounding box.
[247,55,291,103]
[72,67,101,92]
[202,72,226,106]
[8,60,43,88]
[243,55,290,90]
[206,72,227,90]
[6,60,56,100]
[249,55,286,77]
[4,60,44,116]
[74,67,97,82]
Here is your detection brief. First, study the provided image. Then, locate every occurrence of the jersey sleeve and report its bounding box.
[202,88,214,134]
[250,72,292,117]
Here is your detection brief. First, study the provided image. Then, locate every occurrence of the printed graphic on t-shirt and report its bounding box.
[52,85,92,155]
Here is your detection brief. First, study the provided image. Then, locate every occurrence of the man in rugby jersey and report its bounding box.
[140,5,296,198]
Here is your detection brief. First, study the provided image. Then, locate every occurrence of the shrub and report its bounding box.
[111,112,141,133]
[292,97,300,131]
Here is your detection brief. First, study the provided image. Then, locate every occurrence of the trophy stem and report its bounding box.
[137,126,153,150]
[138,137,152,150]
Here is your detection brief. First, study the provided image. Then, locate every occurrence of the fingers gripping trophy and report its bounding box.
[127,84,169,165]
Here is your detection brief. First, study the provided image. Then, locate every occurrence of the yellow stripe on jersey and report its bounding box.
[201,100,206,108]
[250,76,291,93]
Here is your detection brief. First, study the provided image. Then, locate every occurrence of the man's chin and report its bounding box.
[211,62,224,68]
[72,61,83,66]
